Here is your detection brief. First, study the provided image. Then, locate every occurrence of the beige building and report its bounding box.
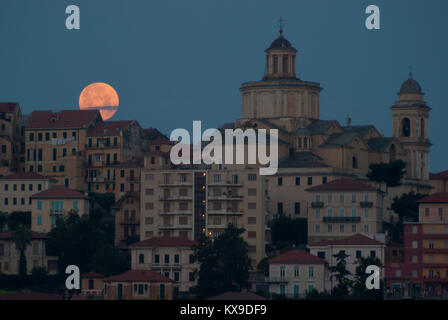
[30,185,89,233]
[267,249,327,298]
[0,103,24,176]
[130,237,198,294]
[306,179,384,243]
[308,233,385,290]
[25,109,102,190]
[104,269,174,300]
[0,230,57,275]
[113,192,140,248]
[79,272,105,299]
[0,172,56,213]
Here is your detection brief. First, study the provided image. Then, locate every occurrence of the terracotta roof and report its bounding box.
[0,172,49,180]
[306,179,377,192]
[87,120,134,136]
[0,230,47,240]
[417,193,448,204]
[104,270,173,283]
[308,233,383,247]
[269,250,325,265]
[26,110,100,129]
[0,292,62,300]
[130,237,198,248]
[150,138,172,145]
[207,292,267,300]
[0,102,19,113]
[30,185,88,199]
[144,128,168,140]
[430,170,448,179]
[81,272,104,279]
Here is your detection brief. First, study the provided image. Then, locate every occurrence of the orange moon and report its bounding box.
[79,82,119,120]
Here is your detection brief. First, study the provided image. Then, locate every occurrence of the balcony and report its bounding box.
[159,210,193,215]
[265,277,288,283]
[360,201,373,208]
[159,224,192,230]
[120,219,139,225]
[151,263,182,269]
[311,202,324,208]
[208,194,243,201]
[323,216,361,223]
[208,181,242,187]
[207,210,243,216]
[159,195,193,201]
[158,180,192,186]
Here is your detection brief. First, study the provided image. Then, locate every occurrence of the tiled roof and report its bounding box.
[104,270,173,283]
[430,170,448,179]
[0,172,49,180]
[296,120,339,135]
[321,132,360,147]
[26,110,100,129]
[417,193,448,204]
[130,237,198,248]
[367,137,396,152]
[278,152,329,168]
[0,102,19,113]
[30,185,88,199]
[207,292,267,300]
[0,291,62,300]
[306,179,377,192]
[144,128,168,140]
[343,125,377,137]
[0,230,47,240]
[309,233,383,247]
[81,272,104,279]
[269,250,325,264]
[87,120,134,136]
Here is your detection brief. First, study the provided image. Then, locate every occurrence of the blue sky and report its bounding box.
[1,0,447,171]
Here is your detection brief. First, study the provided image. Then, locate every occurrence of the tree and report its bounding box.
[367,160,406,188]
[391,191,427,223]
[7,211,31,231]
[193,225,251,298]
[352,256,383,300]
[330,251,352,298]
[270,215,307,251]
[13,225,31,277]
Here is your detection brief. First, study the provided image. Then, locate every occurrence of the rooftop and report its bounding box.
[0,230,47,240]
[269,249,325,265]
[309,233,383,247]
[27,110,100,129]
[87,120,135,136]
[0,102,19,113]
[0,172,50,180]
[306,178,377,192]
[417,193,448,204]
[30,185,88,199]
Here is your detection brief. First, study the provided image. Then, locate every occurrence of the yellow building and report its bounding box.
[113,192,140,248]
[25,109,102,190]
[0,172,56,213]
[0,102,24,176]
[30,185,89,233]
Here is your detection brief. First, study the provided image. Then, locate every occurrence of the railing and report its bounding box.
[323,216,361,223]
[159,195,193,201]
[159,224,192,229]
[311,202,324,208]
[208,181,242,186]
[159,210,193,215]
[158,180,192,186]
[50,209,64,215]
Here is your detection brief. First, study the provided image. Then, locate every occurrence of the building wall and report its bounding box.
[104,281,173,300]
[114,195,140,248]
[0,178,53,213]
[0,105,24,176]
[31,197,89,233]
[0,238,47,275]
[131,246,198,293]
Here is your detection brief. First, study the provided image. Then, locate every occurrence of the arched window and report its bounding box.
[139,254,144,264]
[352,156,358,169]
[389,144,396,162]
[282,56,288,73]
[273,56,278,73]
[420,118,425,138]
[401,118,410,137]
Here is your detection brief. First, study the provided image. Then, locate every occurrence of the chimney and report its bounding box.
[346,117,351,127]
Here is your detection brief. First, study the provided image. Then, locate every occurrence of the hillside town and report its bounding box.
[0,28,446,300]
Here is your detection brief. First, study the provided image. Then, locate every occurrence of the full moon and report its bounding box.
[79,82,119,120]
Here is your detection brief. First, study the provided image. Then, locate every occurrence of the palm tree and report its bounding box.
[13,224,31,276]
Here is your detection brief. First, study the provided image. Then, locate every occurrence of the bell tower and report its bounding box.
[391,72,431,181]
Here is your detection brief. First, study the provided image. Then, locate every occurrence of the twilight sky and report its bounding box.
[1,0,447,172]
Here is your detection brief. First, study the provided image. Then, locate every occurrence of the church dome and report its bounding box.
[399,74,423,95]
[267,32,296,51]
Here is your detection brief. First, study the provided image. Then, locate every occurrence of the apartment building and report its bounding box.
[85,120,145,193]
[130,237,198,294]
[113,192,140,248]
[308,233,385,289]
[0,103,24,176]
[112,158,143,200]
[79,272,105,299]
[306,179,385,243]
[267,249,327,298]
[104,269,174,300]
[25,109,102,190]
[0,230,56,275]
[30,185,89,233]
[140,157,268,267]
[0,172,56,213]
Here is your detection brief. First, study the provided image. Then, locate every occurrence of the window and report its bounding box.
[352,224,356,232]
[412,226,418,234]
[370,251,376,259]
[277,202,283,214]
[412,255,418,263]
[315,209,320,219]
[395,270,401,277]
[315,224,320,233]
[339,194,344,203]
[164,254,170,264]
[248,217,256,224]
[248,174,257,181]
[248,202,256,210]
[189,272,195,282]
[37,201,42,210]
[278,177,283,186]
[295,202,301,215]
[356,250,362,259]
[307,177,312,185]
[328,194,332,203]
[308,266,314,278]
[29,132,34,141]
[139,254,144,264]
[412,241,418,249]
[340,224,344,232]
[352,156,358,169]
[174,254,180,264]
[189,254,195,264]
[328,224,332,232]
[401,118,410,137]
[327,208,333,217]
[154,254,160,264]
[37,216,42,225]
[295,177,300,185]
[294,266,300,277]
[174,272,180,282]
[280,266,285,278]
[322,177,327,184]
[160,284,165,299]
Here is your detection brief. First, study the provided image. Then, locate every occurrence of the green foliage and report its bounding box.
[13,225,31,277]
[329,251,352,298]
[87,192,115,212]
[270,215,307,250]
[125,235,140,246]
[7,212,31,231]
[47,211,128,276]
[19,251,27,277]
[193,225,251,298]
[391,191,427,223]
[367,160,406,187]
[306,289,332,300]
[352,256,383,300]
